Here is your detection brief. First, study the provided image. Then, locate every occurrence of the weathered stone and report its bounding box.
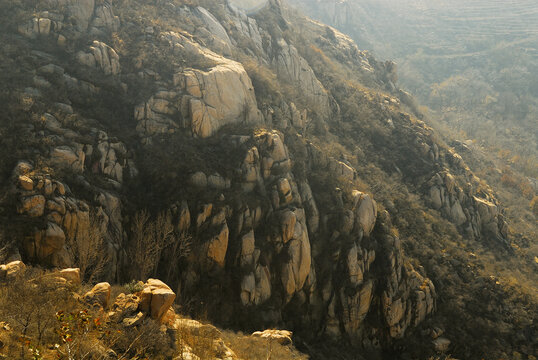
[240,273,256,305]
[174,318,220,339]
[474,196,498,225]
[47,199,66,215]
[240,230,256,267]
[433,337,451,352]
[18,195,46,217]
[251,329,293,345]
[190,171,207,188]
[0,261,26,280]
[112,293,140,319]
[51,146,84,172]
[330,160,355,182]
[206,224,229,267]
[385,298,405,327]
[41,222,66,258]
[207,173,229,189]
[352,191,377,236]
[18,175,34,191]
[273,38,330,117]
[84,282,112,308]
[347,244,363,285]
[255,264,271,305]
[13,161,33,176]
[65,0,95,32]
[280,210,296,244]
[142,279,176,320]
[429,186,442,210]
[182,60,263,137]
[77,41,120,75]
[281,224,311,299]
[450,200,467,226]
[299,182,319,233]
[194,7,232,52]
[91,2,120,33]
[277,178,293,204]
[122,312,144,327]
[196,204,213,228]
[58,268,81,285]
[358,281,373,320]
[340,280,373,336]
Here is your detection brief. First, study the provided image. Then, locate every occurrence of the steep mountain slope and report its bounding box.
[288,0,538,228]
[0,0,535,359]
[286,0,538,164]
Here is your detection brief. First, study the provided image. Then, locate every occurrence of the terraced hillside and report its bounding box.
[291,0,538,57]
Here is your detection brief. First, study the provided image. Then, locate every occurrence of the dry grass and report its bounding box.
[221,330,309,360]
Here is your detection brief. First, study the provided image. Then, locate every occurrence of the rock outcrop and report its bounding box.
[271,38,331,117]
[77,41,121,75]
[427,169,508,242]
[135,31,263,142]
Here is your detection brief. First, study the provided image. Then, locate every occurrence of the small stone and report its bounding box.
[58,268,81,285]
[122,312,145,327]
[433,337,451,352]
[251,329,293,345]
[18,175,34,190]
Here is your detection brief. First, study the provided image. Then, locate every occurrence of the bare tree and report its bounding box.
[163,231,192,285]
[68,214,109,284]
[128,210,176,281]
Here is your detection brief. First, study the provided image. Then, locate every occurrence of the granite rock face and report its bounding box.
[1,0,518,356]
[135,31,263,141]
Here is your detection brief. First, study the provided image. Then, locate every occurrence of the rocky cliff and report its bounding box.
[0,0,534,359]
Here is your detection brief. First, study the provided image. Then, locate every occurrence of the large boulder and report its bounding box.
[139,279,176,321]
[57,268,81,285]
[182,62,263,138]
[474,196,498,225]
[50,146,85,172]
[351,191,377,236]
[18,175,34,191]
[0,261,26,280]
[77,41,120,75]
[136,32,263,140]
[84,282,112,308]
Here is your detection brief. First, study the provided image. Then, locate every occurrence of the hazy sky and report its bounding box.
[228,0,268,10]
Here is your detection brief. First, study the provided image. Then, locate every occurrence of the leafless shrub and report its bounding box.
[0,268,75,357]
[68,215,109,284]
[221,330,310,360]
[109,319,174,360]
[176,322,219,360]
[128,210,176,281]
